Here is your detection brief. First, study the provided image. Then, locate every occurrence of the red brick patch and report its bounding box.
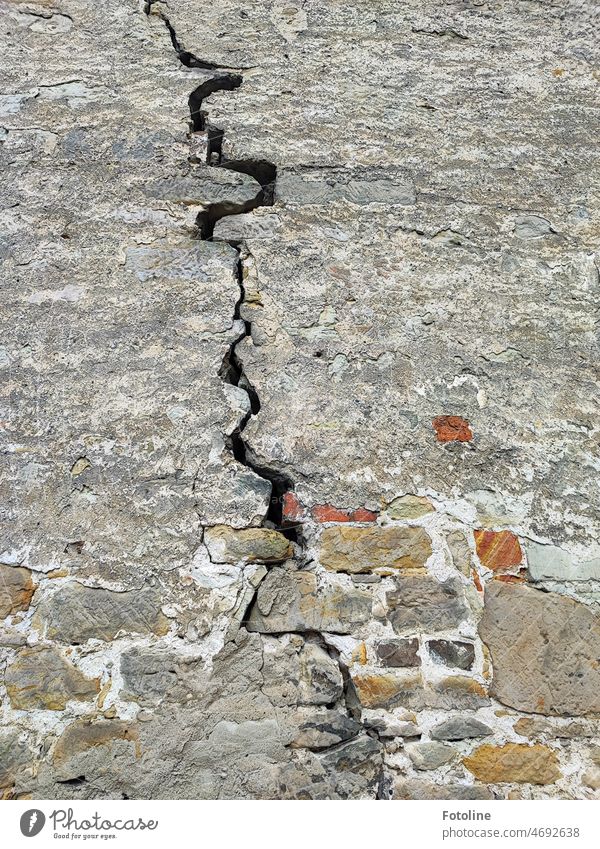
[282,492,305,523]
[312,504,378,523]
[474,529,522,572]
[432,415,473,443]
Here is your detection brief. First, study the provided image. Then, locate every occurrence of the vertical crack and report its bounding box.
[145,5,294,532]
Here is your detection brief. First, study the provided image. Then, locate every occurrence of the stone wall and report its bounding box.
[1,0,599,800]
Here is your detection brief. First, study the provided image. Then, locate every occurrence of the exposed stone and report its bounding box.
[288,709,361,750]
[0,627,27,647]
[319,525,431,574]
[428,677,489,710]
[582,769,600,791]
[474,530,522,572]
[316,735,383,799]
[431,716,493,741]
[121,647,192,705]
[479,581,600,715]
[245,568,371,634]
[53,720,140,764]
[298,642,344,705]
[0,730,32,794]
[0,564,35,619]
[464,743,561,785]
[384,495,434,520]
[394,779,493,800]
[33,584,170,643]
[204,525,292,564]
[352,672,421,710]
[427,639,475,670]
[406,741,457,770]
[514,717,599,740]
[526,540,600,582]
[386,575,467,633]
[363,713,421,739]
[376,638,420,668]
[447,531,472,577]
[5,647,100,710]
[432,416,472,443]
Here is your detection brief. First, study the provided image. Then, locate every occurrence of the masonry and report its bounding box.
[1,0,599,800]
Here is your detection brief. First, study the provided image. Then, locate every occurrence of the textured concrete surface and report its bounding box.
[0,0,599,799]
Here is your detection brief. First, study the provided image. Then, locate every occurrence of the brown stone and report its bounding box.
[479,581,600,715]
[463,743,561,784]
[352,672,420,709]
[375,638,420,667]
[53,719,140,763]
[0,564,35,619]
[5,647,100,711]
[474,529,522,572]
[204,525,292,563]
[320,524,431,573]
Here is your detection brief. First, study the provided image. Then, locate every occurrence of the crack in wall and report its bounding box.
[144,5,385,789]
[145,2,292,531]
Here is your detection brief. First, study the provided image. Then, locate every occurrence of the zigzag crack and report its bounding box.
[145,4,293,532]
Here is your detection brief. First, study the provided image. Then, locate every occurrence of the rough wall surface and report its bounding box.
[1,0,599,800]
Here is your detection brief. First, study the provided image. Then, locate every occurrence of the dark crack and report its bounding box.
[145,3,294,532]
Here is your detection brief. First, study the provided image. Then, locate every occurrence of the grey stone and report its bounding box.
[245,568,371,634]
[0,730,32,795]
[480,582,600,715]
[526,540,600,582]
[288,709,361,750]
[394,779,493,800]
[34,584,170,643]
[406,741,457,770]
[431,716,493,741]
[426,639,475,670]
[386,576,468,633]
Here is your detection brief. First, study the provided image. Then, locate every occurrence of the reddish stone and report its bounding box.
[471,569,483,593]
[474,530,522,572]
[282,491,304,523]
[312,505,379,523]
[349,508,378,523]
[494,570,527,584]
[312,504,351,522]
[432,415,473,443]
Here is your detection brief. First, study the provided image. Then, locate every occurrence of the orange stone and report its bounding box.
[474,529,522,572]
[432,415,473,442]
[464,743,561,785]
